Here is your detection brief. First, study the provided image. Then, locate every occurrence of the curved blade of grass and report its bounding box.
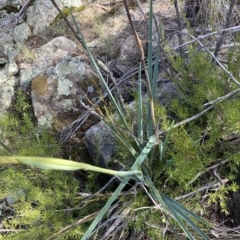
[167,201,209,240]
[132,136,157,170]
[171,205,209,239]
[162,194,210,239]
[159,121,174,162]
[147,0,154,137]
[163,194,210,226]
[149,182,195,240]
[167,204,195,240]
[83,137,156,239]
[105,120,138,157]
[138,62,143,144]
[152,20,161,102]
[81,177,129,240]
[0,156,141,178]
[146,176,210,239]
[103,106,139,156]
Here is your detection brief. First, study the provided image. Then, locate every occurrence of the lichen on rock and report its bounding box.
[31,75,48,96]
[57,78,73,96]
[55,56,85,77]
[38,113,54,129]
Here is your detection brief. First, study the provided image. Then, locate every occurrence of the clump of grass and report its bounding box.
[16,43,36,63]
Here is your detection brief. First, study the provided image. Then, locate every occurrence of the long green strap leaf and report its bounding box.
[138,62,143,143]
[168,201,209,240]
[82,136,156,239]
[147,0,153,137]
[163,194,210,226]
[0,156,141,178]
[81,177,129,240]
[132,136,156,169]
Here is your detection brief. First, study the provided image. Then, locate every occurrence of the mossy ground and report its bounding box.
[0,90,100,239]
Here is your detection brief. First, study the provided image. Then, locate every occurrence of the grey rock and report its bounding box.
[0,32,14,47]
[0,32,19,112]
[12,22,31,43]
[167,28,190,52]
[0,75,17,112]
[26,0,84,35]
[20,36,77,89]
[85,121,116,168]
[0,45,18,112]
[6,190,25,205]
[0,45,8,64]
[0,0,22,10]
[28,37,101,131]
[116,35,143,73]
[157,80,179,107]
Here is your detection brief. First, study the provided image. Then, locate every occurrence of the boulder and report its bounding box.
[0,0,22,10]
[12,22,31,43]
[20,36,77,89]
[85,121,116,168]
[29,37,101,131]
[116,35,144,74]
[27,0,84,35]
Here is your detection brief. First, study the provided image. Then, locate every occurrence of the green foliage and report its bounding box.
[169,50,227,118]
[164,47,240,182]
[0,90,60,157]
[167,127,207,187]
[0,168,81,240]
[0,90,85,239]
[208,183,238,215]
[162,45,240,219]
[2,1,240,239]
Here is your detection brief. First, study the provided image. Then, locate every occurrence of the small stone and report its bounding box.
[0,46,8,64]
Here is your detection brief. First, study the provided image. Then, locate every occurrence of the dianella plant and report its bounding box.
[68,0,211,239]
[0,0,212,239]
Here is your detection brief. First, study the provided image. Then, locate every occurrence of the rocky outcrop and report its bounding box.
[0,0,87,113]
[29,37,101,131]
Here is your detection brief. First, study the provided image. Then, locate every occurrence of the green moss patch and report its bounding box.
[31,75,48,96]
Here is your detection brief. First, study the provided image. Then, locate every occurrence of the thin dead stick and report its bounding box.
[175,25,240,51]
[176,30,240,86]
[173,0,185,57]
[46,211,99,240]
[0,140,13,153]
[0,0,33,30]
[134,0,148,22]
[214,0,237,58]
[141,184,165,212]
[49,0,83,44]
[175,181,224,201]
[154,104,212,137]
[188,159,229,185]
[168,105,214,130]
[204,87,240,107]
[96,59,126,114]
[0,229,20,232]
